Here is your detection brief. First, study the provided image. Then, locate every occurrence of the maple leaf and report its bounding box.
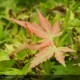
[10,11,75,69]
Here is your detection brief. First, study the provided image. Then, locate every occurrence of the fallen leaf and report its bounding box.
[10,11,75,69]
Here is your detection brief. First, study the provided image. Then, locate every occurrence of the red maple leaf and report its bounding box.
[10,11,75,69]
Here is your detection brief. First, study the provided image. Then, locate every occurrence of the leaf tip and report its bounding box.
[62,63,66,67]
